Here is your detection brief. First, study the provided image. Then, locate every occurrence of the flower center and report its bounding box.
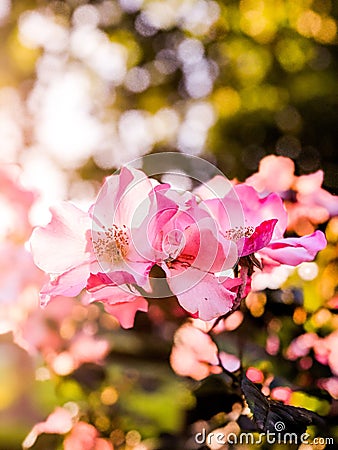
[93,224,129,264]
[224,225,255,241]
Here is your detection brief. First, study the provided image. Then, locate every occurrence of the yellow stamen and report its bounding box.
[224,225,255,241]
[93,224,129,264]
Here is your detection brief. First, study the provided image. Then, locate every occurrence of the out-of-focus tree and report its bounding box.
[0,0,337,200]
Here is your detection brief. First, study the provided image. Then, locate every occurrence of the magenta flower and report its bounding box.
[198,179,326,267]
[161,201,240,320]
[234,185,327,265]
[258,231,327,266]
[197,182,285,258]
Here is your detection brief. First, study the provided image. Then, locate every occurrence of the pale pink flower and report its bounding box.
[197,180,285,256]
[30,167,177,320]
[30,202,94,305]
[170,322,222,380]
[30,167,174,304]
[90,167,177,286]
[219,185,285,257]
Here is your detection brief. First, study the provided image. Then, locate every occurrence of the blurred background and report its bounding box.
[0,0,337,206]
[0,0,338,449]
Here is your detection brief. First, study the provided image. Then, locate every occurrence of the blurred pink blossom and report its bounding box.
[214,310,244,333]
[170,322,222,380]
[16,295,110,374]
[219,351,240,372]
[17,296,75,354]
[266,334,280,355]
[246,367,264,384]
[245,155,295,194]
[23,407,113,450]
[286,333,319,360]
[318,378,338,400]
[30,201,95,306]
[270,386,292,403]
[64,422,114,450]
[69,333,109,365]
[314,330,338,376]
[0,242,45,336]
[246,155,338,235]
[0,164,36,241]
[23,407,74,448]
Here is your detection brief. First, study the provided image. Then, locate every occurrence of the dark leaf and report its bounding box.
[71,363,106,390]
[241,375,325,435]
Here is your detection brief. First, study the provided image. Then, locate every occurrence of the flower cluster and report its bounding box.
[30,166,326,327]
